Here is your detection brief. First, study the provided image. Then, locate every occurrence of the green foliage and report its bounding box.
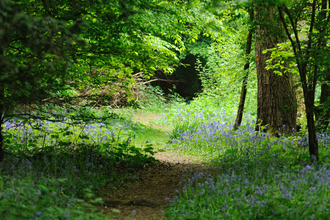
[185,6,258,116]
[3,112,158,170]
[263,42,299,76]
[1,0,238,118]
[170,116,202,141]
[0,176,111,220]
[135,85,168,111]
[2,0,329,217]
[0,0,85,113]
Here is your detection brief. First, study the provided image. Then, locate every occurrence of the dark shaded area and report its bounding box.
[152,54,202,100]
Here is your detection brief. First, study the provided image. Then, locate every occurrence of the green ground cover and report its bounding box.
[1,94,330,219]
[0,106,162,219]
[164,99,330,220]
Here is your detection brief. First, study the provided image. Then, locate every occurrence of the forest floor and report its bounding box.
[97,112,215,220]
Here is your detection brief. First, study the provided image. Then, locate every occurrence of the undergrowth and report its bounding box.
[2,86,329,219]
[164,99,330,219]
[1,106,158,219]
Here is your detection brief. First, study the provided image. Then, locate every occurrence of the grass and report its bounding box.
[113,107,172,149]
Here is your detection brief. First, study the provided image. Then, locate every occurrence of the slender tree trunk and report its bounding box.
[300,0,325,161]
[234,31,253,130]
[255,6,297,135]
[277,1,320,161]
[305,89,319,160]
[234,9,254,130]
[302,0,328,160]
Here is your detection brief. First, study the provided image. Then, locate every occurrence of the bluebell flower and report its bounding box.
[36,211,42,217]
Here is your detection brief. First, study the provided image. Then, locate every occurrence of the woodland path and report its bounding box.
[97,113,214,220]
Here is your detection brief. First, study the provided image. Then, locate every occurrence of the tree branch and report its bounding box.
[307,0,316,56]
[278,6,302,74]
[283,6,302,51]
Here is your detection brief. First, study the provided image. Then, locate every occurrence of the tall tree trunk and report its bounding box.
[234,9,254,130]
[255,6,297,135]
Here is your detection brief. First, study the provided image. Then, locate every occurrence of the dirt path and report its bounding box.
[99,152,210,219]
[97,113,214,219]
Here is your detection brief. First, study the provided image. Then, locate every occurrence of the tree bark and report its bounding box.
[255,6,297,135]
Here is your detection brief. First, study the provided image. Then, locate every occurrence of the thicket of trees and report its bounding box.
[251,0,330,161]
[1,0,329,161]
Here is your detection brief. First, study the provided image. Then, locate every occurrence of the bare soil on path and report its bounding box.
[97,112,216,220]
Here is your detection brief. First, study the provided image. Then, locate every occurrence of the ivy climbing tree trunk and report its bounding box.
[234,10,253,130]
[255,6,297,135]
